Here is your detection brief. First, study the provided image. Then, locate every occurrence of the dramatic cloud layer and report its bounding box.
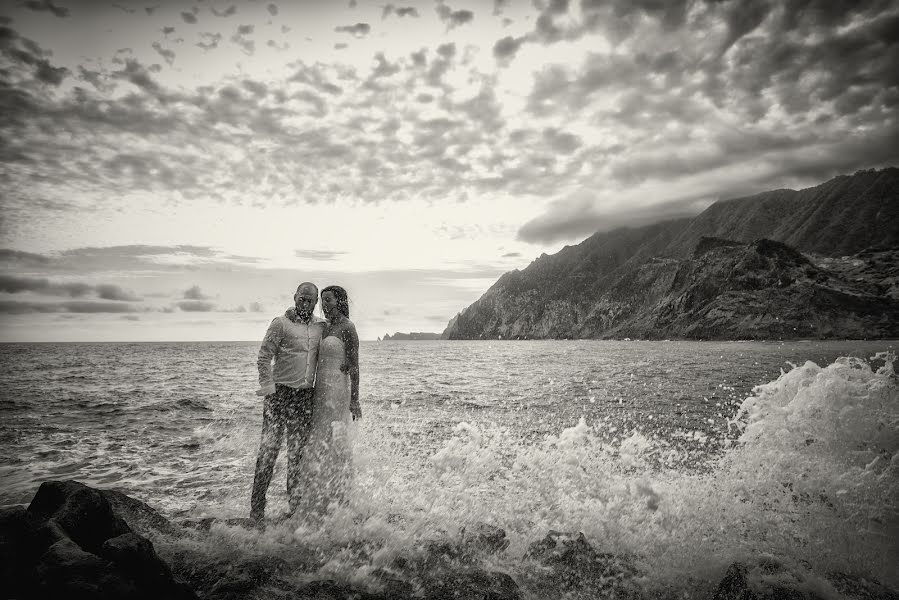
[1,0,897,340]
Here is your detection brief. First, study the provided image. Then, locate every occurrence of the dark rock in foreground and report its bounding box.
[1,480,195,600]
[712,558,899,600]
[523,531,640,598]
[2,481,896,600]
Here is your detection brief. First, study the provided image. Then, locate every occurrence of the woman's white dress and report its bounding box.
[292,335,354,516]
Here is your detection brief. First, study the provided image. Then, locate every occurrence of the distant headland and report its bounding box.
[380,332,443,341]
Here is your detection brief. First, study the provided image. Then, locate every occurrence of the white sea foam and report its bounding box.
[205,352,897,595]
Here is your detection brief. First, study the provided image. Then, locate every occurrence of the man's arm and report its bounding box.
[256,318,282,396]
[342,323,361,420]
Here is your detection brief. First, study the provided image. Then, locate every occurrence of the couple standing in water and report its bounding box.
[250,282,361,524]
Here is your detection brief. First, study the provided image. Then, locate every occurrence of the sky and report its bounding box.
[1,0,897,342]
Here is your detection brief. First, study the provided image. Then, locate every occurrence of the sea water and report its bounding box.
[1,339,896,596]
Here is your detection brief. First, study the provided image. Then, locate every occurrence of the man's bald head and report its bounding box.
[296,282,318,295]
[293,282,319,321]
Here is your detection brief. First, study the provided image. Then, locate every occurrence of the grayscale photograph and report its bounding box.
[1,0,897,598]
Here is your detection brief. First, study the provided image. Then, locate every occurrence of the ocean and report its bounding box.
[1,339,897,597]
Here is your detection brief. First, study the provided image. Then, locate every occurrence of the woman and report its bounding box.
[291,285,361,517]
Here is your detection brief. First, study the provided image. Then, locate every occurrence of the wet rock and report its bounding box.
[0,506,40,597]
[100,532,195,599]
[170,554,297,600]
[7,480,197,600]
[101,488,184,538]
[34,537,137,599]
[378,532,520,600]
[712,563,754,600]
[176,516,258,532]
[524,531,638,596]
[176,516,218,532]
[369,567,416,598]
[826,571,899,600]
[711,560,899,600]
[28,480,132,555]
[461,522,510,554]
[421,568,519,600]
[292,579,387,600]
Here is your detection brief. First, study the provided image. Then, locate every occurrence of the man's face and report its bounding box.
[294,285,318,318]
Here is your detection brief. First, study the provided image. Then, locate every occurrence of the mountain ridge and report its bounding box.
[442,168,899,340]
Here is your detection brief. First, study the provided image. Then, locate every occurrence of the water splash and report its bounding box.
[160,353,898,597]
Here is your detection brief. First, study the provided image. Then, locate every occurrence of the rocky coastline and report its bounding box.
[442,168,899,341]
[2,480,896,599]
[443,240,899,341]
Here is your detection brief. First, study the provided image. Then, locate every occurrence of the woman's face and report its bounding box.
[321,290,339,318]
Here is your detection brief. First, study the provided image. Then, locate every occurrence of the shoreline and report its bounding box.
[4,480,897,600]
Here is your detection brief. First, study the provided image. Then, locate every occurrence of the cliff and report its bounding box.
[443,168,899,340]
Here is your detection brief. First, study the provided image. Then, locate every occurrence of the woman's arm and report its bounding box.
[342,321,361,420]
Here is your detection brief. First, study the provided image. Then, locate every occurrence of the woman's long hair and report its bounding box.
[321,285,350,318]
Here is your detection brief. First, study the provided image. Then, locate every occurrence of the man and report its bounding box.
[250,281,326,523]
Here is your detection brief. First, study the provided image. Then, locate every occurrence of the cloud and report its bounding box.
[493,35,525,62]
[0,275,91,297]
[436,4,474,29]
[383,5,419,19]
[21,0,69,17]
[295,249,347,260]
[0,300,138,314]
[0,25,70,86]
[721,0,771,53]
[334,23,371,37]
[121,315,140,321]
[248,302,264,312]
[183,285,210,300]
[231,24,255,54]
[542,128,581,154]
[267,3,278,16]
[289,63,343,95]
[17,245,251,275]
[0,275,142,301]
[0,249,51,265]
[212,5,237,17]
[2,1,897,240]
[176,300,216,312]
[63,245,218,259]
[95,284,141,301]
[502,252,521,258]
[196,32,222,50]
[111,58,162,95]
[516,188,707,244]
[151,42,175,66]
[180,11,198,24]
